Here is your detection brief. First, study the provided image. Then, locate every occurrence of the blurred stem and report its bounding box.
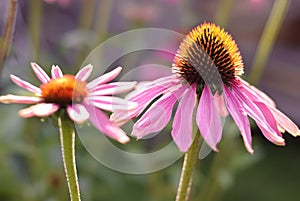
[76,0,114,68]
[78,0,95,30]
[58,116,81,201]
[249,0,290,85]
[215,0,234,27]
[75,0,96,69]
[0,0,17,74]
[175,131,201,201]
[28,0,42,61]
[95,0,114,45]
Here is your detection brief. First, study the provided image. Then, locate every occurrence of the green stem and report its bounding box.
[29,0,42,61]
[249,0,290,85]
[175,132,201,201]
[75,0,96,69]
[215,0,234,28]
[94,0,114,45]
[58,117,81,201]
[0,0,17,74]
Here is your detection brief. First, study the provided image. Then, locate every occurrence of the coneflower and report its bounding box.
[112,22,300,153]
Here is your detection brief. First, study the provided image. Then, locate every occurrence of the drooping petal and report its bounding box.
[214,93,228,117]
[51,65,63,79]
[86,67,122,89]
[85,96,137,112]
[0,94,43,104]
[18,103,59,118]
[10,75,41,94]
[223,86,254,154]
[88,81,137,95]
[254,101,285,145]
[84,104,130,144]
[75,64,93,82]
[236,78,276,107]
[196,86,223,151]
[132,85,187,139]
[67,104,89,124]
[172,85,196,152]
[31,62,51,83]
[268,106,300,137]
[231,83,290,144]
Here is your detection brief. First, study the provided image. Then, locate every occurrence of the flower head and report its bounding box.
[0,63,137,144]
[112,22,300,153]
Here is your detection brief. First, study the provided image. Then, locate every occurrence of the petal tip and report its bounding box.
[118,135,130,144]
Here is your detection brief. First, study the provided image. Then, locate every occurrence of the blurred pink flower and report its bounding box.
[0,63,137,143]
[112,23,300,153]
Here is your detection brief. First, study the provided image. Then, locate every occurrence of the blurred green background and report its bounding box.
[0,0,300,200]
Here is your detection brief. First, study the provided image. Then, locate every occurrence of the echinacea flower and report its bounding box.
[0,63,137,143]
[111,23,300,153]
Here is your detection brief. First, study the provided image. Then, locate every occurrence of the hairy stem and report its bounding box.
[175,132,201,201]
[58,117,81,201]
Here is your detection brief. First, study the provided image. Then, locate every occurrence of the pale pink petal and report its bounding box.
[231,84,288,144]
[84,104,130,144]
[254,102,285,145]
[51,65,63,79]
[172,85,196,152]
[236,78,275,107]
[10,75,41,94]
[111,77,180,123]
[196,86,223,151]
[88,81,137,95]
[268,106,300,137]
[0,94,43,104]
[256,124,285,146]
[67,104,89,124]
[86,67,122,89]
[214,93,228,117]
[85,96,137,112]
[223,86,254,154]
[132,85,187,139]
[75,64,93,82]
[31,62,51,83]
[18,103,59,118]
[129,75,180,102]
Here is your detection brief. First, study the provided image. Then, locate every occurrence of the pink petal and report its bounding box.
[18,103,59,118]
[31,62,51,83]
[86,67,122,89]
[214,93,228,117]
[10,75,41,94]
[88,81,137,95]
[231,84,287,144]
[85,96,137,112]
[0,94,43,104]
[111,77,180,123]
[223,86,254,154]
[51,65,63,79]
[256,123,285,146]
[196,86,223,151]
[132,85,187,139]
[84,104,130,144]
[75,64,93,82]
[67,104,89,124]
[268,106,300,137]
[236,78,275,107]
[172,85,196,152]
[254,102,285,145]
